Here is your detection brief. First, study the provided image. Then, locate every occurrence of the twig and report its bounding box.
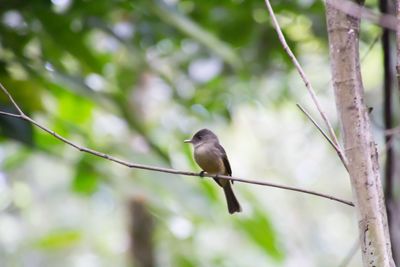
[296,104,336,150]
[385,126,400,136]
[338,238,360,267]
[0,111,23,118]
[0,82,354,207]
[263,0,348,169]
[360,33,381,63]
[0,84,24,115]
[297,104,349,172]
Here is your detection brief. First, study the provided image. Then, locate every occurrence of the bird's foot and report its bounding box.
[199,171,206,178]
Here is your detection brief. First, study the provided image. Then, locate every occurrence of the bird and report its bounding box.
[184,129,242,214]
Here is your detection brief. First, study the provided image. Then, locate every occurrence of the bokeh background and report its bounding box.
[0,0,392,266]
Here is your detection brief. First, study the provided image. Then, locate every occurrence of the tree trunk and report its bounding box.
[128,198,155,267]
[392,0,400,263]
[397,0,400,90]
[380,0,398,264]
[325,1,395,266]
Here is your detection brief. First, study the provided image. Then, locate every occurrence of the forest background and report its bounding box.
[0,0,397,267]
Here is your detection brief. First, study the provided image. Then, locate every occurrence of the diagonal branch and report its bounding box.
[0,111,23,118]
[297,104,349,172]
[338,238,360,267]
[0,82,354,207]
[263,0,348,170]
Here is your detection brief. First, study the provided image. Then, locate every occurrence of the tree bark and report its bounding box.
[325,1,395,266]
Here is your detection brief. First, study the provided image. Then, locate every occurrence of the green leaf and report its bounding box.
[174,255,197,267]
[72,156,101,195]
[35,128,63,151]
[57,91,93,125]
[2,146,31,170]
[199,180,219,202]
[236,208,284,261]
[35,230,81,250]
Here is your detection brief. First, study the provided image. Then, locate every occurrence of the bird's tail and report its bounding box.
[223,183,242,214]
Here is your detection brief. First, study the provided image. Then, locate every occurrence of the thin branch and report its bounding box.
[263,0,348,169]
[0,83,24,115]
[226,175,354,207]
[385,126,400,136]
[0,82,354,207]
[338,238,360,267]
[0,111,23,118]
[360,33,381,63]
[297,104,336,149]
[297,104,349,172]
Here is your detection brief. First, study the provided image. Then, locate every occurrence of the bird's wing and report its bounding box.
[216,143,232,176]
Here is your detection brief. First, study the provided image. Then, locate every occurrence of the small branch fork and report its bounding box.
[263,0,349,171]
[297,104,349,173]
[0,82,354,207]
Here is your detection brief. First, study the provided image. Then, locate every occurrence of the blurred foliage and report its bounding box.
[35,229,82,250]
[72,155,103,195]
[237,206,283,261]
[0,0,382,266]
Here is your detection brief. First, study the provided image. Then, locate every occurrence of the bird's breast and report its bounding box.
[194,144,225,175]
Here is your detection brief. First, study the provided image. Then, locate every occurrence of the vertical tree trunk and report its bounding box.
[393,0,400,263]
[325,1,395,266]
[129,198,155,267]
[380,0,398,263]
[397,0,400,90]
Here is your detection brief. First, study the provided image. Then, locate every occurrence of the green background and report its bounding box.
[0,0,390,266]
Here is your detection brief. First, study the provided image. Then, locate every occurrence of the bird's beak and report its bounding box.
[184,139,192,143]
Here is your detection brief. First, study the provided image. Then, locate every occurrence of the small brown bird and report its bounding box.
[184,129,242,214]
